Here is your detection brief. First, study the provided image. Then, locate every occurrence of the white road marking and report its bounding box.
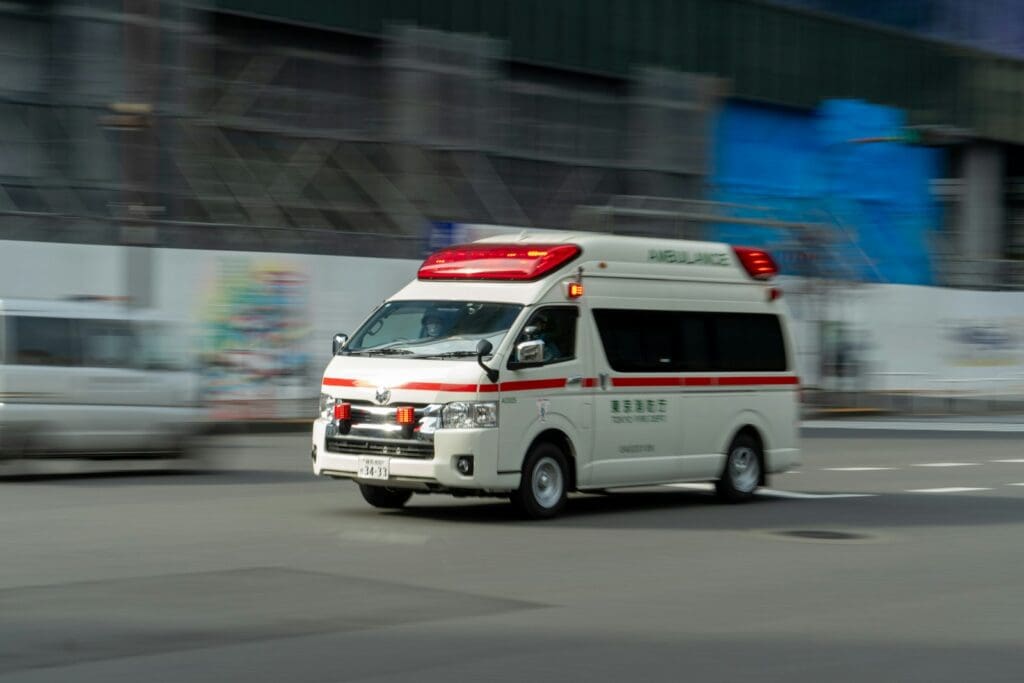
[666,483,714,491]
[906,487,992,494]
[912,462,976,468]
[1008,483,1024,487]
[805,420,1024,433]
[757,489,876,500]
[991,459,1024,464]
[822,467,897,472]
[664,483,874,499]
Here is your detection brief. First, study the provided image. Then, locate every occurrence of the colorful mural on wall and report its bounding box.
[200,257,312,419]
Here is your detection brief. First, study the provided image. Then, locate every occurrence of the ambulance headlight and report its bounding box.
[441,401,498,429]
[319,393,336,419]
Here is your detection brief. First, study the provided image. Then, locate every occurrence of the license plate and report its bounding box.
[358,456,389,480]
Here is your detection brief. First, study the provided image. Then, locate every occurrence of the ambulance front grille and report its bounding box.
[325,437,435,459]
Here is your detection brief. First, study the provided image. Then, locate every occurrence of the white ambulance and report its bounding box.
[312,232,799,518]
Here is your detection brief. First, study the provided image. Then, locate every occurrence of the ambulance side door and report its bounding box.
[585,308,685,487]
[496,305,593,481]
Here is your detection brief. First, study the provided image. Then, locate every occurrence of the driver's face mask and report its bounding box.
[425,320,443,336]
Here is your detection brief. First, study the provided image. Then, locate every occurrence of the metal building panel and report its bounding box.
[197,0,1024,144]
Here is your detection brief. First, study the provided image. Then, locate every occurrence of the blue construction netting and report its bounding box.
[711,99,944,285]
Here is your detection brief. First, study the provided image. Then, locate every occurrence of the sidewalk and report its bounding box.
[803,415,1024,434]
[802,390,1024,419]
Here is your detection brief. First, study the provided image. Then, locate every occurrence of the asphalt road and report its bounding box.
[2,424,1024,682]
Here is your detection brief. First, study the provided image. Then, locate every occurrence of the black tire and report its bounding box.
[511,442,569,519]
[715,432,763,502]
[359,484,413,509]
[0,430,38,478]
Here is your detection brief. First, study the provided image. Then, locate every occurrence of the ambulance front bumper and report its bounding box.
[311,418,519,492]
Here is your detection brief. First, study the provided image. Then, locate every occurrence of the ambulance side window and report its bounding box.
[593,309,785,372]
[593,310,691,372]
[512,306,577,365]
[711,313,787,371]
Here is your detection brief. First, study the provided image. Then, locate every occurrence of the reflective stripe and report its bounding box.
[322,378,564,393]
[322,378,364,388]
[613,375,798,388]
[496,378,567,392]
[323,375,798,392]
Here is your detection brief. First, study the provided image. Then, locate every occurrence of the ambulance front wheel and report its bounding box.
[359,484,413,509]
[512,442,568,519]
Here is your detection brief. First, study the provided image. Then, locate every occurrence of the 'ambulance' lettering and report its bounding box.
[648,249,730,266]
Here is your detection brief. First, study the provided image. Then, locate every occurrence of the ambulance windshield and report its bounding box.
[345,301,523,358]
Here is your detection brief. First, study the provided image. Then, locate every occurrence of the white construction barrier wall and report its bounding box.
[1,239,1022,417]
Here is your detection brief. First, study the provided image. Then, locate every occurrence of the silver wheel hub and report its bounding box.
[532,456,564,509]
[730,446,760,493]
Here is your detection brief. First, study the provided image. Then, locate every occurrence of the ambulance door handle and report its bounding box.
[599,373,609,390]
[566,376,583,387]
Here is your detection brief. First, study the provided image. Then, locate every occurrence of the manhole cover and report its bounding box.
[777,529,868,541]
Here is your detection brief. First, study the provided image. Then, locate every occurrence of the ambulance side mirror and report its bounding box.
[476,339,499,384]
[332,333,349,356]
[511,339,545,367]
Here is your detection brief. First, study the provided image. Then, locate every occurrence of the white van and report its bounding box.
[312,233,799,518]
[0,299,204,470]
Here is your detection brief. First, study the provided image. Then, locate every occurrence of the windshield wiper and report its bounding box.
[418,350,482,359]
[363,348,415,356]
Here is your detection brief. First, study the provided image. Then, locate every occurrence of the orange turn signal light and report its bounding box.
[395,406,416,425]
[567,282,584,299]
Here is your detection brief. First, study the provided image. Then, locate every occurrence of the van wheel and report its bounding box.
[0,431,38,477]
[359,484,413,509]
[716,433,762,502]
[511,443,568,519]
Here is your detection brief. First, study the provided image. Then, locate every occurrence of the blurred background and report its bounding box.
[2,0,1024,424]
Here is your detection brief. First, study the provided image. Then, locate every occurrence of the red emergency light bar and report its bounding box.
[418,243,581,281]
[732,246,779,280]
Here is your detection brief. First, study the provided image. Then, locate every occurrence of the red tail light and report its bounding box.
[733,246,779,280]
[333,402,351,421]
[395,406,416,425]
[418,243,581,281]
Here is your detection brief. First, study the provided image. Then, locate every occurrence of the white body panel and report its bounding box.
[314,232,800,497]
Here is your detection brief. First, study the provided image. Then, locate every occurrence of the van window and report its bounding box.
[137,323,190,371]
[593,310,786,373]
[11,316,79,366]
[81,320,137,368]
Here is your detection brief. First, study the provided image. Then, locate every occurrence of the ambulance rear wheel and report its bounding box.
[512,443,568,519]
[716,433,762,502]
[359,484,413,509]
